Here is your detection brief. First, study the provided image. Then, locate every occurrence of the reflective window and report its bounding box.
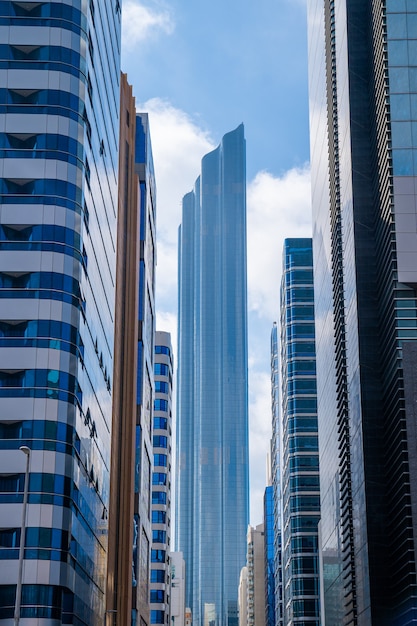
[152,530,166,544]
[154,454,167,467]
[153,436,167,449]
[152,511,166,524]
[151,549,166,563]
[152,491,167,505]
[150,569,165,583]
[153,417,167,430]
[150,589,164,603]
[152,473,167,486]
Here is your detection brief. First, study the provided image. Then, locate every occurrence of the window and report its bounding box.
[154,363,168,376]
[0,528,20,547]
[152,511,166,524]
[154,454,167,468]
[152,530,166,544]
[151,610,165,624]
[155,381,168,394]
[151,549,166,563]
[153,417,167,430]
[152,491,166,505]
[154,400,168,412]
[151,569,165,583]
[150,590,164,603]
[153,436,167,449]
[155,345,170,356]
[152,473,166,486]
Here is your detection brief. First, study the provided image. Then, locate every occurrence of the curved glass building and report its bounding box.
[0,1,121,623]
[176,124,249,626]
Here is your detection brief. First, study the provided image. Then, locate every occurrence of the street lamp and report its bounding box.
[14,445,31,626]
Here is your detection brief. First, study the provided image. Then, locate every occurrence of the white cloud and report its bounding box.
[142,100,313,525]
[246,167,312,523]
[139,98,214,316]
[122,1,175,49]
[247,167,312,321]
[248,370,272,520]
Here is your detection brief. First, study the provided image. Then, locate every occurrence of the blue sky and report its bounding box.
[121,0,312,525]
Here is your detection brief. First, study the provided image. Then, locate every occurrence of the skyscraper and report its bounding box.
[132,112,157,626]
[271,324,283,626]
[308,1,417,623]
[151,331,174,626]
[279,239,320,626]
[0,1,120,623]
[176,124,249,626]
[106,93,158,625]
[107,73,140,626]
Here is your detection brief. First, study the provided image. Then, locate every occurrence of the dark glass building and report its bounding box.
[0,1,120,624]
[176,124,249,626]
[308,1,417,623]
[279,239,320,626]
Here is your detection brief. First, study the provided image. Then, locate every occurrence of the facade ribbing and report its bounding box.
[308,1,417,623]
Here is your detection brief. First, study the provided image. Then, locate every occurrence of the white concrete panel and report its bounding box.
[0,250,42,271]
[0,560,19,585]
[0,300,39,321]
[0,504,22,528]
[5,68,49,89]
[5,113,47,133]
[41,451,57,475]
[0,347,37,369]
[0,450,31,474]
[0,397,35,420]
[3,159,46,179]
[9,26,50,45]
[28,559,50,584]
[39,503,54,529]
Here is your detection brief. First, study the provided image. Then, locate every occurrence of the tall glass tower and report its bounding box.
[0,1,120,623]
[279,239,320,626]
[176,124,249,626]
[308,1,417,623]
[271,323,283,626]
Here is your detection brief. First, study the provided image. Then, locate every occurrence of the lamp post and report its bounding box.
[14,445,30,626]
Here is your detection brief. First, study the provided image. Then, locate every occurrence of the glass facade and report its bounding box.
[308,1,417,623]
[176,125,249,626]
[0,1,121,623]
[270,324,283,626]
[150,332,173,626]
[280,240,320,626]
